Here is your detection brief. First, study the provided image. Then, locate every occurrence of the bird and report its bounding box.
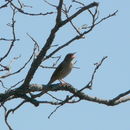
[47,53,76,85]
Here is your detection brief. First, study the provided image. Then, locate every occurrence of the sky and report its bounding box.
[0,0,130,130]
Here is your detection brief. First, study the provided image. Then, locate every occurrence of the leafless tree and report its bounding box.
[1,0,128,130]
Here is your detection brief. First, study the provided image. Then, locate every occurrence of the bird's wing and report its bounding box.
[48,61,64,85]
[51,61,64,78]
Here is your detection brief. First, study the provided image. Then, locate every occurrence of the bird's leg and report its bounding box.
[59,79,70,86]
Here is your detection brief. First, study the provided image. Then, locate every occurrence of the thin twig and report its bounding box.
[9,79,24,89]
[0,1,9,9]
[48,105,61,119]
[10,2,53,16]
[27,33,40,52]
[43,0,57,8]
[0,38,19,41]
[72,0,85,6]
[0,80,8,89]
[40,65,56,69]
[63,4,82,36]
[46,93,63,101]
[0,8,17,62]
[5,100,26,130]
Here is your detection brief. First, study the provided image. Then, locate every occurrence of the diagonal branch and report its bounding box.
[9,1,53,16]
[88,10,118,28]
[110,89,130,104]
[61,2,99,26]
[5,100,26,130]
[22,0,64,88]
[63,4,82,36]
[56,0,63,23]
[0,1,9,9]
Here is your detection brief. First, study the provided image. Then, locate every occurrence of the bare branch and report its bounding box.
[63,4,82,36]
[0,51,33,79]
[27,33,40,60]
[22,0,66,88]
[9,1,54,16]
[0,80,7,89]
[72,0,85,6]
[40,65,56,69]
[5,100,26,130]
[110,90,130,104]
[0,64,10,72]
[9,79,24,89]
[61,2,99,26]
[27,33,40,52]
[43,0,57,8]
[46,93,63,102]
[0,8,17,62]
[0,1,9,9]
[48,105,61,119]
[0,38,19,41]
[48,98,81,118]
[1,82,130,106]
[88,10,118,28]
[89,56,108,88]
[56,0,63,23]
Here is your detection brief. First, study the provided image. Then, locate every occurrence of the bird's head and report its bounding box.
[64,52,76,62]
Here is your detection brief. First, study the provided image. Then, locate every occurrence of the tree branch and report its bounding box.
[0,8,17,62]
[9,1,54,16]
[61,2,99,26]
[1,82,130,107]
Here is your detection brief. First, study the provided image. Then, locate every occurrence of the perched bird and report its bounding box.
[47,53,76,85]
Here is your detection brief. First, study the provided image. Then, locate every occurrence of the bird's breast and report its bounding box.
[58,62,73,79]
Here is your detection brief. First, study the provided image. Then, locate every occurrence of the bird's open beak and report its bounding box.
[72,52,76,58]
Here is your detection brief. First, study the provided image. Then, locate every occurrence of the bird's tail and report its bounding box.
[47,80,52,86]
[47,77,56,86]
[47,78,55,86]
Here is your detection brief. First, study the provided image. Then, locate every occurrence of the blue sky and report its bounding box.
[0,0,130,130]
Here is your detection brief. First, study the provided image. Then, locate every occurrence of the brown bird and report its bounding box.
[47,53,76,85]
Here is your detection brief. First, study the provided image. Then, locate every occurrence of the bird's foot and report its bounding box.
[59,82,71,87]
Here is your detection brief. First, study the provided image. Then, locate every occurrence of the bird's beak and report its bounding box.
[72,52,76,58]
